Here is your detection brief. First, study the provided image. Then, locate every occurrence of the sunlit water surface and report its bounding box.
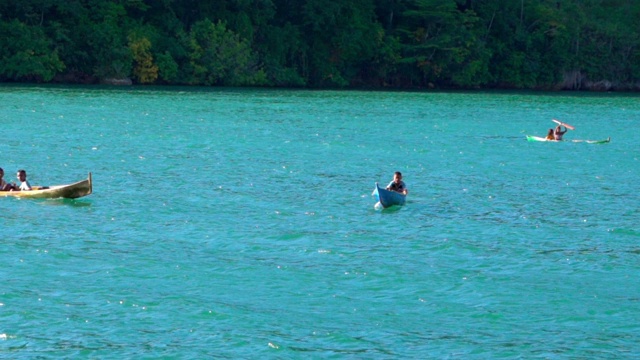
[1,85,639,358]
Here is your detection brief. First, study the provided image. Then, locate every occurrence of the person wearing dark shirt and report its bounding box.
[386,171,408,195]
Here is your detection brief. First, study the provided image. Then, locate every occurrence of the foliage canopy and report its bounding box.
[0,0,638,90]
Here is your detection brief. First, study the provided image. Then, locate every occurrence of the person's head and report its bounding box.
[0,167,4,178]
[393,171,402,183]
[547,128,554,135]
[17,169,27,181]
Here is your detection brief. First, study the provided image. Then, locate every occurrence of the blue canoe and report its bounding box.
[373,182,406,208]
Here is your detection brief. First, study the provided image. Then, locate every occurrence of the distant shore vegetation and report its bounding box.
[1,0,638,91]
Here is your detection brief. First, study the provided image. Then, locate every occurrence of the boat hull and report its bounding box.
[1,173,92,199]
[373,182,406,208]
[571,137,611,144]
[526,135,556,142]
[526,135,610,144]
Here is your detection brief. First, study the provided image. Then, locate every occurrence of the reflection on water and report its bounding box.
[34,198,93,207]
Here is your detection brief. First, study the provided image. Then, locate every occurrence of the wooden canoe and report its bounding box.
[0,173,92,199]
[373,182,406,208]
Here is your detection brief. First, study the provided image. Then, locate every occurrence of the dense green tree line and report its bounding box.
[0,0,638,90]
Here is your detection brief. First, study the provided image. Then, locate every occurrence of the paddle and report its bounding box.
[552,119,575,130]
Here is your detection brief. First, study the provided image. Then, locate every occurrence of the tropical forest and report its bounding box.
[0,0,638,90]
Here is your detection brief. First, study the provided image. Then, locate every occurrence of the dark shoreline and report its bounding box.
[2,80,639,93]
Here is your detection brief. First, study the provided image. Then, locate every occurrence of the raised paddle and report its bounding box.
[552,119,575,130]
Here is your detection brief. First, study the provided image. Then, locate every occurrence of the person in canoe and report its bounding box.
[16,169,32,191]
[386,171,408,195]
[545,129,555,140]
[0,168,17,191]
[554,124,568,140]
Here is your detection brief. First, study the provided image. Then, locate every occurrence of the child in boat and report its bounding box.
[17,169,32,191]
[554,125,567,140]
[386,171,408,195]
[545,128,555,140]
[0,167,17,191]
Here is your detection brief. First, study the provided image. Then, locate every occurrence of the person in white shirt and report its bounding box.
[17,169,32,191]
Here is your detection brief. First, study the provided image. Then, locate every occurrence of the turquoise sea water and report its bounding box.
[1,85,639,358]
